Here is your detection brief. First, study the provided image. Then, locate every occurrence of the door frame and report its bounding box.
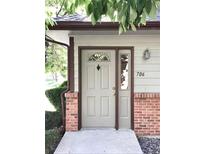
[78,46,134,130]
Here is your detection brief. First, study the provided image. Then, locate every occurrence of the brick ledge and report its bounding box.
[134,93,160,98]
[65,92,78,98]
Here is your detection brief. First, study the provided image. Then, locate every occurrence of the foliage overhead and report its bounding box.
[45,42,67,80]
[45,0,160,33]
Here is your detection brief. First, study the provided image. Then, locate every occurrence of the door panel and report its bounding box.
[87,96,96,117]
[120,96,129,117]
[82,50,115,128]
[87,66,95,89]
[100,65,109,89]
[100,96,110,117]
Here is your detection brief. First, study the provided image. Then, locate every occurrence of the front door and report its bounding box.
[82,50,116,128]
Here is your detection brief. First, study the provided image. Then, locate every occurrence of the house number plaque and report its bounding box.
[137,72,145,77]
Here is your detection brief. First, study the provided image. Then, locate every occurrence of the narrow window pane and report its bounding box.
[120,54,129,90]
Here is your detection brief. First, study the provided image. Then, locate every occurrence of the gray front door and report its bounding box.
[81,50,116,128]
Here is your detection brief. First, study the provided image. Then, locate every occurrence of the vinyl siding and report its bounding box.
[74,34,160,92]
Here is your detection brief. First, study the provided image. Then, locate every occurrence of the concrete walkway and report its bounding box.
[54,129,143,154]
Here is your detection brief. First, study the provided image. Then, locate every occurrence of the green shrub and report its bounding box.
[45,127,63,154]
[45,81,67,130]
[45,111,62,130]
[59,80,67,88]
[45,86,67,111]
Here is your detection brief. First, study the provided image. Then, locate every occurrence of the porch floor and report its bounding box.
[54,128,143,154]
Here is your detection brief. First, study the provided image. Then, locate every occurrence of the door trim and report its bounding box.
[78,46,134,130]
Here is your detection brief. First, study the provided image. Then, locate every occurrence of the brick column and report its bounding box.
[65,92,78,131]
[134,93,160,136]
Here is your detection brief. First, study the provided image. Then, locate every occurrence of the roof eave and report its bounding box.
[49,21,160,30]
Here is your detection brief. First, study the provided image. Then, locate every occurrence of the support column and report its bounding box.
[65,92,78,131]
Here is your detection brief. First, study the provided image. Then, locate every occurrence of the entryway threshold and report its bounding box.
[54,129,143,154]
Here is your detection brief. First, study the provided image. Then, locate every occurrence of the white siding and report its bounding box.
[74,34,160,92]
[46,30,70,45]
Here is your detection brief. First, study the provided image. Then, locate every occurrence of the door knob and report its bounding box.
[112,87,116,96]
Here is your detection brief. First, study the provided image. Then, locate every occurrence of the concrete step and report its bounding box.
[54,129,143,154]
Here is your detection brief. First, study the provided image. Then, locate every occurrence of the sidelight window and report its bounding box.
[120,54,129,90]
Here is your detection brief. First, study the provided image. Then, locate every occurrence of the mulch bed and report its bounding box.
[138,137,160,154]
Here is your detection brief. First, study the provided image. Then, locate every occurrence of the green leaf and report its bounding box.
[130,0,137,10]
[69,3,75,14]
[64,1,68,10]
[97,0,103,14]
[140,10,146,25]
[75,0,79,7]
[45,0,159,32]
[145,0,152,14]
[121,15,126,26]
[102,0,108,14]
[155,0,160,7]
[130,6,137,22]
[149,1,157,18]
[107,4,115,20]
[78,0,85,5]
[93,9,100,22]
[130,23,137,31]
[118,2,127,21]
[137,0,146,13]
[122,24,127,32]
[92,1,101,22]
[86,2,93,16]
[91,13,97,25]
[119,24,124,34]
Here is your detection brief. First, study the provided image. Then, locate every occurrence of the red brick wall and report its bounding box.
[65,92,78,131]
[65,92,160,136]
[134,93,160,136]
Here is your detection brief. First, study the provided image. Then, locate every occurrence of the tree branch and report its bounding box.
[56,0,66,16]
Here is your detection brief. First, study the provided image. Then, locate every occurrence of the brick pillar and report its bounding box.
[65,92,78,131]
[134,93,160,136]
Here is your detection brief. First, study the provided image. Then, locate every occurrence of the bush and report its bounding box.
[45,111,62,130]
[45,81,67,130]
[59,80,67,88]
[45,86,67,111]
[45,127,63,154]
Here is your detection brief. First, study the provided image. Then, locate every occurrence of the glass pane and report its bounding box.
[120,54,129,90]
[88,52,110,62]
